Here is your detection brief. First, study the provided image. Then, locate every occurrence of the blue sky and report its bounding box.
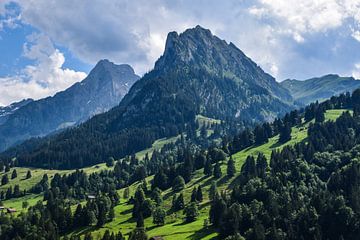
[1,0,360,106]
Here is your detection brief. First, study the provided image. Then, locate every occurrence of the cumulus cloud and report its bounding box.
[0,33,86,106]
[250,0,360,42]
[1,0,360,105]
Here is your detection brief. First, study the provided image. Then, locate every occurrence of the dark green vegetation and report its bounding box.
[1,26,294,169]
[0,60,139,152]
[1,26,360,240]
[0,88,360,239]
[281,74,360,105]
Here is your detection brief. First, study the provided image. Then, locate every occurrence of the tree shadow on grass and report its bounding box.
[216,175,230,186]
[188,226,218,240]
[120,207,132,215]
[228,174,243,189]
[173,220,189,226]
[190,175,209,186]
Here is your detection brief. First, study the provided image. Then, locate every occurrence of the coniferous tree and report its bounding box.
[279,123,292,143]
[84,233,93,240]
[196,186,203,202]
[172,176,185,192]
[209,181,217,201]
[191,187,197,202]
[26,170,32,179]
[204,158,213,176]
[256,153,268,178]
[315,108,325,122]
[227,156,236,177]
[174,193,185,210]
[213,162,222,179]
[11,169,17,179]
[153,206,166,226]
[1,174,8,185]
[184,202,199,222]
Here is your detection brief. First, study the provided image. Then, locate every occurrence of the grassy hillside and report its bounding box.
[63,109,348,239]
[0,110,348,239]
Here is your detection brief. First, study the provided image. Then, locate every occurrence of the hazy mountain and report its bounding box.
[7,26,295,169]
[0,98,33,125]
[0,60,139,151]
[281,74,360,105]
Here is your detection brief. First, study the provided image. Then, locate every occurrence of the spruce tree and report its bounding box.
[1,174,8,186]
[213,162,222,179]
[227,156,236,177]
[26,170,32,179]
[196,186,203,202]
[204,158,213,176]
[11,169,17,179]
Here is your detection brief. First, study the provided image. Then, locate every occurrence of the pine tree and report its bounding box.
[172,176,185,192]
[84,233,93,240]
[26,170,32,179]
[315,108,325,123]
[204,158,213,176]
[256,153,268,178]
[196,186,203,202]
[123,187,130,199]
[279,123,292,143]
[184,202,199,222]
[209,181,217,201]
[174,193,185,210]
[227,156,236,177]
[191,187,197,202]
[11,169,17,179]
[213,162,222,179]
[153,206,166,226]
[1,174,8,186]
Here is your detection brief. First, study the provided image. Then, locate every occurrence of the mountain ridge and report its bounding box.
[0,60,139,151]
[5,25,295,169]
[281,74,360,105]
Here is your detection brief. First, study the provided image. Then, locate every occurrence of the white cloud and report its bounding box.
[0,0,360,105]
[0,33,86,106]
[352,63,360,79]
[250,0,360,42]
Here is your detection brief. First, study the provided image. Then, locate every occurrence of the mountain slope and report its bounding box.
[281,74,360,105]
[0,98,33,125]
[0,60,139,151]
[8,26,294,169]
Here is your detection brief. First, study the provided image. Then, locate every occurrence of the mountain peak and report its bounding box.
[92,59,135,76]
[155,25,230,71]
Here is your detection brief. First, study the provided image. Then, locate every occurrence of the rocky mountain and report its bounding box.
[0,98,33,125]
[281,74,360,105]
[0,60,139,151]
[6,26,295,169]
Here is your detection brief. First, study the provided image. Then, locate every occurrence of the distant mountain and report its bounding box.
[6,25,294,169]
[0,60,139,151]
[281,74,360,105]
[0,98,33,125]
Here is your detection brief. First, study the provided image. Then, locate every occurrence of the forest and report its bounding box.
[0,90,359,239]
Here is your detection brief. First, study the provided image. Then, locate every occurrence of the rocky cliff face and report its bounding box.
[0,60,139,151]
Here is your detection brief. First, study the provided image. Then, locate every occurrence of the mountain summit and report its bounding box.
[7,26,294,169]
[155,26,292,102]
[0,60,139,151]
